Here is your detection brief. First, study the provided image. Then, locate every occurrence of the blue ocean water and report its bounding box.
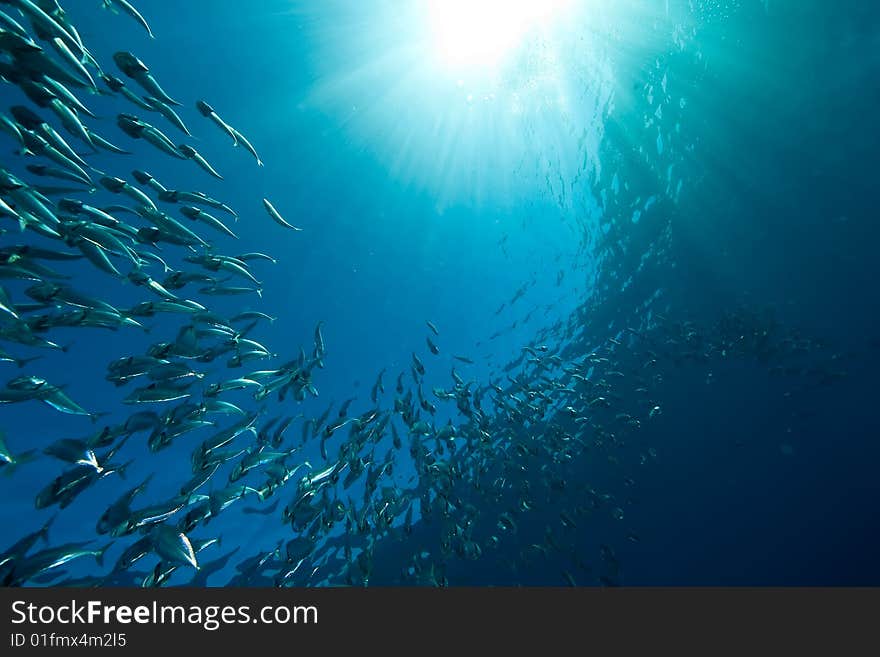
[0,0,878,586]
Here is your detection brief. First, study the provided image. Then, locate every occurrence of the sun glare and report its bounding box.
[427,0,572,69]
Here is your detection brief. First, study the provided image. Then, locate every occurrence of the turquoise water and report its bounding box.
[0,0,877,586]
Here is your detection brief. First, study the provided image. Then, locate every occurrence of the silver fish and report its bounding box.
[262,198,303,231]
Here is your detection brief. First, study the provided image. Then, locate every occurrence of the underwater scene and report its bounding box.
[0,0,878,587]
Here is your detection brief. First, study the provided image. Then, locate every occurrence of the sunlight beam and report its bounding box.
[427,0,572,69]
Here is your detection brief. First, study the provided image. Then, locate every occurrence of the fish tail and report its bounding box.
[90,411,111,424]
[95,542,112,568]
[16,355,43,368]
[40,514,58,543]
[15,449,39,468]
[117,458,135,480]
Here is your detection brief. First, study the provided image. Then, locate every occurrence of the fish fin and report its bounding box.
[40,514,58,543]
[16,355,43,368]
[16,449,39,467]
[139,473,155,492]
[117,458,135,480]
[95,542,112,568]
[90,411,111,424]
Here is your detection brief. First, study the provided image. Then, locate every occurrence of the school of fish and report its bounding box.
[0,1,850,587]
